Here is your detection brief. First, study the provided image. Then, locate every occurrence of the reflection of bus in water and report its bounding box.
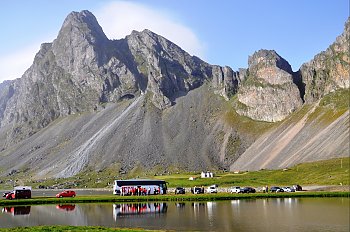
[2,206,31,216]
[113,179,168,195]
[113,203,168,218]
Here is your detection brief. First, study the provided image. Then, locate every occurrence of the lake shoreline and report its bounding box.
[0,191,348,206]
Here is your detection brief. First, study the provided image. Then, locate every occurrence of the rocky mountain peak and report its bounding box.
[51,10,109,83]
[248,50,292,71]
[59,10,108,44]
[248,49,293,85]
[235,49,302,122]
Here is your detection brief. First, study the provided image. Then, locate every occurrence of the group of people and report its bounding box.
[121,186,161,196]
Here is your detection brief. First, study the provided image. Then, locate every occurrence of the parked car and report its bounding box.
[191,187,204,194]
[2,192,11,197]
[240,187,256,193]
[206,185,218,193]
[293,184,302,191]
[270,187,284,193]
[229,186,241,193]
[282,187,295,192]
[4,186,31,200]
[56,190,76,198]
[175,187,186,194]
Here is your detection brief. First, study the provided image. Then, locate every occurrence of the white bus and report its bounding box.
[113,179,168,195]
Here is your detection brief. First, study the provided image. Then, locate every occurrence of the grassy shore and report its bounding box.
[0,191,348,206]
[0,226,164,232]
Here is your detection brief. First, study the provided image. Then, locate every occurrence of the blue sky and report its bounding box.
[0,0,348,82]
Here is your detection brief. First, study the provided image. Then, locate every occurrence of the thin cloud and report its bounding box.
[0,44,39,83]
[0,32,56,83]
[95,1,206,58]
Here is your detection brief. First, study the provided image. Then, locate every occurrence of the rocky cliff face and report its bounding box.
[299,18,350,103]
[125,29,213,109]
[235,50,303,122]
[211,66,240,100]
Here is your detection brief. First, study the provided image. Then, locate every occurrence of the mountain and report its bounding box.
[0,11,348,178]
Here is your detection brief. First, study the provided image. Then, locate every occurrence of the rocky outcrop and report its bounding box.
[126,29,212,109]
[235,50,303,122]
[0,81,14,124]
[211,66,240,100]
[299,18,350,103]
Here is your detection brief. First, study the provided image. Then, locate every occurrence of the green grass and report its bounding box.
[151,157,349,188]
[307,88,349,124]
[1,158,348,190]
[224,99,275,139]
[0,226,163,232]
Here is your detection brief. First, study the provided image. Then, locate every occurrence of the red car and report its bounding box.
[56,190,76,198]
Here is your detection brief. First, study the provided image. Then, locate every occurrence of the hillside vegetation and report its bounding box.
[154,157,349,187]
[0,157,348,190]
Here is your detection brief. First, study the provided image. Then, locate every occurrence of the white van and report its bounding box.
[206,185,218,193]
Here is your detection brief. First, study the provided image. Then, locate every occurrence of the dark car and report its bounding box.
[191,187,204,194]
[175,187,186,194]
[56,190,76,198]
[240,187,256,193]
[293,184,302,191]
[270,186,284,193]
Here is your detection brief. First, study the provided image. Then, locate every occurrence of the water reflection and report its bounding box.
[0,198,348,231]
[174,202,186,208]
[2,206,31,216]
[113,203,167,218]
[56,204,76,211]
